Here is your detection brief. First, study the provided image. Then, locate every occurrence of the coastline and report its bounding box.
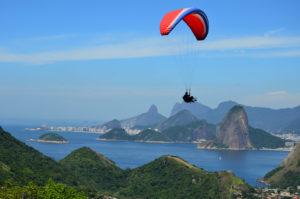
[257,178,270,186]
[96,138,202,144]
[97,138,292,151]
[27,139,69,144]
[197,145,292,152]
[25,128,104,134]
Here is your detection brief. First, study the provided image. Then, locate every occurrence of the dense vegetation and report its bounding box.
[163,120,216,141]
[60,147,251,198]
[264,167,284,180]
[265,169,300,189]
[59,147,126,192]
[39,133,67,142]
[118,155,249,199]
[0,179,87,199]
[0,127,73,186]
[133,129,172,141]
[249,127,286,149]
[100,128,134,141]
[264,140,300,189]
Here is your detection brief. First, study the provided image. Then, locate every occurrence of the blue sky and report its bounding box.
[1,0,300,121]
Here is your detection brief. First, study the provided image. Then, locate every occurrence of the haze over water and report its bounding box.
[3,125,289,187]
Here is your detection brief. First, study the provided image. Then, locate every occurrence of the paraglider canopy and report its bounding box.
[160,8,209,40]
[160,8,209,103]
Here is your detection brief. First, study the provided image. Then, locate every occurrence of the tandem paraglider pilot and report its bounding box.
[183,89,197,103]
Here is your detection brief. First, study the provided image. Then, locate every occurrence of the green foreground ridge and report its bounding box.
[264,140,300,189]
[0,126,258,199]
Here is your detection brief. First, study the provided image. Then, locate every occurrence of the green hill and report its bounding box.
[39,133,67,142]
[59,147,126,192]
[0,126,73,186]
[59,148,252,198]
[249,127,285,149]
[264,141,300,188]
[0,179,87,199]
[162,120,216,142]
[134,129,172,142]
[119,155,250,199]
[100,128,133,141]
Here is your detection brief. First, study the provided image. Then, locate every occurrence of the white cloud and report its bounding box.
[1,32,300,64]
[198,36,300,51]
[253,50,300,58]
[267,90,288,96]
[263,29,284,37]
[240,91,300,109]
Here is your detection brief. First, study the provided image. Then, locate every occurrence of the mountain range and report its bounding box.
[170,101,300,133]
[99,101,300,135]
[100,106,285,149]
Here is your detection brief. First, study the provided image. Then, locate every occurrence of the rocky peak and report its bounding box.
[221,105,248,129]
[216,105,252,149]
[147,104,158,114]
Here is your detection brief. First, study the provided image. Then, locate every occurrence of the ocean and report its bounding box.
[2,124,289,187]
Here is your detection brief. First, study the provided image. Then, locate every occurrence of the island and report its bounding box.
[30,133,69,143]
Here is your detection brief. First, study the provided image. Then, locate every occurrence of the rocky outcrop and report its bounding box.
[216,105,252,149]
[198,106,253,150]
